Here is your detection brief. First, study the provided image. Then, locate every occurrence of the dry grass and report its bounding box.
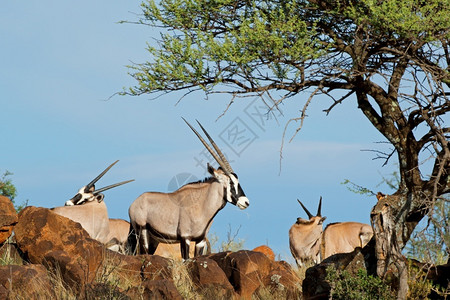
[0,242,23,266]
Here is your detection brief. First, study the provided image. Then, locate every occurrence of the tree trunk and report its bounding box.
[371,191,428,299]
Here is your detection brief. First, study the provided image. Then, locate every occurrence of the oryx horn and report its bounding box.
[195,120,234,173]
[85,160,119,192]
[93,179,135,195]
[317,196,323,217]
[182,118,230,174]
[297,199,313,219]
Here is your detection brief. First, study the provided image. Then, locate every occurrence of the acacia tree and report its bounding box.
[123,0,450,297]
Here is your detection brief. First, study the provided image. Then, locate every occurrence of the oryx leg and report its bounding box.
[194,239,207,257]
[180,238,191,260]
[139,228,159,254]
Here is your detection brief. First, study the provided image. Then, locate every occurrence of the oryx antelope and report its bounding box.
[289,197,373,267]
[128,119,250,259]
[289,197,326,266]
[106,218,132,252]
[51,161,134,245]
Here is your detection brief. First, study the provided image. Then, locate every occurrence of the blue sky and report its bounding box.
[1,2,398,262]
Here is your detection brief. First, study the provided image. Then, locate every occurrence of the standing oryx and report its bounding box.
[289,197,373,267]
[128,119,250,259]
[51,160,134,245]
[289,197,326,266]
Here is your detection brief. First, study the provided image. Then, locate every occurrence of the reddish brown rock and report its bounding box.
[208,250,302,299]
[0,264,54,299]
[0,196,18,244]
[260,260,302,298]
[141,254,173,281]
[186,257,236,298]
[137,279,183,300]
[253,245,276,261]
[208,250,272,299]
[14,206,105,288]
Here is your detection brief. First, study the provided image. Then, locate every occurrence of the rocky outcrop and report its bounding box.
[5,205,303,298]
[208,250,301,299]
[14,206,105,289]
[0,196,18,244]
[0,264,54,299]
[186,256,236,298]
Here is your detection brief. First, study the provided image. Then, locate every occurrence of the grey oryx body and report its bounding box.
[289,197,373,267]
[129,119,249,259]
[108,218,210,258]
[52,161,133,246]
[106,218,131,252]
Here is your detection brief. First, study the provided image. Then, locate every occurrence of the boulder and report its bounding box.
[0,196,18,244]
[0,264,54,299]
[208,250,301,299]
[141,254,173,281]
[14,206,105,289]
[252,245,276,261]
[186,256,236,298]
[263,260,302,297]
[126,279,182,300]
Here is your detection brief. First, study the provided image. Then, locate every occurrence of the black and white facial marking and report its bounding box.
[208,164,249,210]
[65,186,103,206]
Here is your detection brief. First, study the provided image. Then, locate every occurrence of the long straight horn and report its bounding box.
[85,160,119,191]
[196,120,234,173]
[93,179,135,195]
[297,199,313,219]
[182,118,229,174]
[317,196,323,217]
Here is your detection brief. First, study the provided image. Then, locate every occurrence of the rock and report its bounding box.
[141,279,183,300]
[141,254,173,281]
[186,256,236,298]
[263,260,302,298]
[14,206,105,289]
[208,250,281,299]
[0,264,54,299]
[252,245,276,261]
[0,196,18,244]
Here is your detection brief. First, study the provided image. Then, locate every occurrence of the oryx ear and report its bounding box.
[207,163,216,176]
[209,163,229,184]
[95,194,104,203]
[296,218,314,225]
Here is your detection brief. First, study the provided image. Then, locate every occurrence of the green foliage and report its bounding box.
[341,179,376,196]
[0,170,28,212]
[326,266,395,300]
[123,0,449,96]
[407,262,435,300]
[0,170,17,201]
[404,196,450,265]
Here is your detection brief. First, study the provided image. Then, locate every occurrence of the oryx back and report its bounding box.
[322,221,373,259]
[52,200,110,243]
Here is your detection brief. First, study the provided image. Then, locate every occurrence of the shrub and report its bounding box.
[326,266,395,300]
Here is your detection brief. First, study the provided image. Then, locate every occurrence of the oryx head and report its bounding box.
[296,196,326,226]
[65,160,134,206]
[183,118,249,210]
